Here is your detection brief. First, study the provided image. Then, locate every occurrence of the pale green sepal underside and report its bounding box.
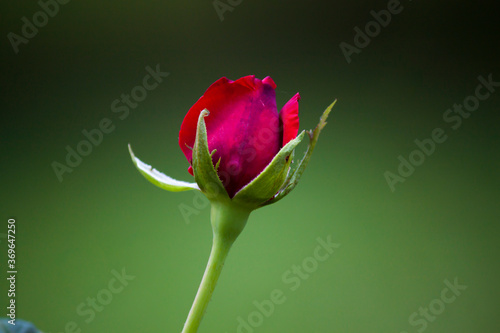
[263,100,337,206]
[128,144,200,192]
[192,109,230,201]
[232,130,305,208]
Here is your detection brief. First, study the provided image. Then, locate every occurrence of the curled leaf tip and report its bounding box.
[128,144,200,192]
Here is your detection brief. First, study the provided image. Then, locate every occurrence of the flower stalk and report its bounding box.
[181,202,251,333]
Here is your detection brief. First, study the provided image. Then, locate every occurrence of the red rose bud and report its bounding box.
[179,75,300,198]
[128,75,335,209]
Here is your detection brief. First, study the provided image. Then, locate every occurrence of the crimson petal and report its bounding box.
[179,76,282,197]
[280,93,300,146]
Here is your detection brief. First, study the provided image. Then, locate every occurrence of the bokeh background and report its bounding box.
[1,1,499,332]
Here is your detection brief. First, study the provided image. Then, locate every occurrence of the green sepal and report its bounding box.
[192,110,230,202]
[128,144,200,192]
[263,100,336,206]
[232,130,305,208]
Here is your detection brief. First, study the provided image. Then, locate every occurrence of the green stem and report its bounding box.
[181,201,251,333]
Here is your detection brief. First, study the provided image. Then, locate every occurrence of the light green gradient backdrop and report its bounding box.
[1,0,499,332]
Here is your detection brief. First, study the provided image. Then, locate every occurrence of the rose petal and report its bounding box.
[280,93,300,146]
[179,76,281,197]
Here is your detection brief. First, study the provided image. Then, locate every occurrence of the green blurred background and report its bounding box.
[1,0,499,332]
